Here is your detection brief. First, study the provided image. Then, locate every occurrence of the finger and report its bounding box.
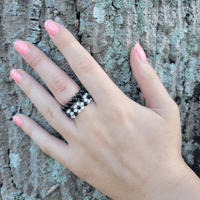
[14,40,80,106]
[44,20,121,106]
[13,114,73,170]
[130,43,177,117]
[10,69,76,141]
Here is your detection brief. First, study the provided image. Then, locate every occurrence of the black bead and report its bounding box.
[70,108,74,112]
[79,98,84,102]
[87,95,92,99]
[84,102,88,106]
[74,112,78,116]
[72,96,78,102]
[76,93,82,98]
[62,107,66,111]
[79,89,85,94]
[67,101,73,107]
[64,104,70,109]
[67,113,71,118]
[77,106,81,110]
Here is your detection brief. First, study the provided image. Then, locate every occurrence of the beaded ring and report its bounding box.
[61,88,93,119]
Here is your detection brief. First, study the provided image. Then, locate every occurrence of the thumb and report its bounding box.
[130,42,176,117]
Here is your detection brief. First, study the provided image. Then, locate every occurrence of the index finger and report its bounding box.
[44,20,120,106]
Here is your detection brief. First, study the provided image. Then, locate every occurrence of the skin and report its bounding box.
[11,21,200,199]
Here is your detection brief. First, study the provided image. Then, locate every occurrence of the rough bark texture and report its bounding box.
[0,0,200,199]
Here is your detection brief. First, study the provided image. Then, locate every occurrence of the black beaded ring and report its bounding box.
[61,88,93,119]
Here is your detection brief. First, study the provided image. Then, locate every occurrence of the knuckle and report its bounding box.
[41,141,50,156]
[76,57,93,74]
[27,52,42,68]
[107,106,129,125]
[50,76,68,94]
[59,37,74,50]
[170,101,180,113]
[148,67,159,80]
[42,104,56,122]
[54,31,75,50]
[23,79,33,96]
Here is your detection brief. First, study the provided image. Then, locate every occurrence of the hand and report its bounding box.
[11,20,200,200]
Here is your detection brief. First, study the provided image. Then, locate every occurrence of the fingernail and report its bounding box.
[13,116,23,127]
[45,20,60,37]
[10,69,23,84]
[135,43,147,61]
[14,40,30,57]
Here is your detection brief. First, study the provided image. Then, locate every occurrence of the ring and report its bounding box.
[61,88,93,119]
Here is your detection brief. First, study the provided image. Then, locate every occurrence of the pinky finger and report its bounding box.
[13,114,73,169]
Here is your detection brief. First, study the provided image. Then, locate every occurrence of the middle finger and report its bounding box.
[44,20,122,106]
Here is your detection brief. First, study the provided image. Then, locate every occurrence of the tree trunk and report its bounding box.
[0,0,200,199]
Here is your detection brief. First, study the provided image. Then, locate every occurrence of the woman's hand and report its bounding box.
[11,20,200,200]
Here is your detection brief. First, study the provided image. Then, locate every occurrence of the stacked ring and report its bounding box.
[62,88,93,119]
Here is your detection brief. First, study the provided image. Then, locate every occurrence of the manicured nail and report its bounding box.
[14,40,30,57]
[135,43,147,61]
[45,20,60,37]
[10,69,23,84]
[13,116,23,127]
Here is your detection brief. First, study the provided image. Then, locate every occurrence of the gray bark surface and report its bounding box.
[0,0,200,199]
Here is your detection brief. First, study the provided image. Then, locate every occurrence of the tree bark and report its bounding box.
[0,0,200,199]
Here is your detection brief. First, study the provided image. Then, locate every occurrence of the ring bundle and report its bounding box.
[62,88,93,118]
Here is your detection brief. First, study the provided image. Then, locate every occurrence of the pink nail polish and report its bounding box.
[14,40,30,57]
[45,20,60,37]
[13,116,23,127]
[135,43,147,61]
[10,69,23,84]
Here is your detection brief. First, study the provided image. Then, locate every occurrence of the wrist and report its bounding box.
[158,159,200,200]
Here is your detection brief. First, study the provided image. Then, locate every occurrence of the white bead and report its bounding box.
[80,102,84,106]
[71,115,75,119]
[67,109,70,113]
[74,109,78,112]
[84,93,88,96]
[78,109,82,113]
[74,104,77,109]
[77,102,80,106]
[81,106,84,110]
[84,98,87,102]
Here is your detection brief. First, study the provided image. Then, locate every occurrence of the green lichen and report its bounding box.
[24,98,32,108]
[119,62,131,83]
[29,146,35,155]
[65,13,76,25]
[12,192,25,200]
[94,0,129,73]
[112,0,123,8]
[103,39,127,70]
[197,19,200,29]
[170,27,186,46]
[79,18,85,32]
[162,62,175,94]
[182,140,199,165]
[184,58,196,82]
[136,0,148,35]
[43,158,67,185]
[0,64,5,73]
[83,197,90,200]
[92,189,107,200]
[170,0,178,8]
[186,31,198,55]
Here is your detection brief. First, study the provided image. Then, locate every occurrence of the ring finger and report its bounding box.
[10,69,76,141]
[14,40,80,106]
